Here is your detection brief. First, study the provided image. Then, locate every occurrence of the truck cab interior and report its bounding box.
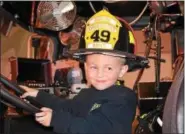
[0,1,184,134]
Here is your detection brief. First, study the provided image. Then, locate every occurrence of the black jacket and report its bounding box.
[36,85,137,134]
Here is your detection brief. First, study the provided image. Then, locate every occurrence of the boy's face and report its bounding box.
[84,54,128,90]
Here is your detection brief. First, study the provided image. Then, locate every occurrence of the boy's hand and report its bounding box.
[35,107,53,127]
[20,85,39,98]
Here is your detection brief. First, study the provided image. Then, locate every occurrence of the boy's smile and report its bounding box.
[85,54,128,90]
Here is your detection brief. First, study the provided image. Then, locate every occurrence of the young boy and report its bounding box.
[21,9,149,134]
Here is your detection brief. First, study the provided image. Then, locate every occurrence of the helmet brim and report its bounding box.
[69,48,139,59]
[68,48,150,72]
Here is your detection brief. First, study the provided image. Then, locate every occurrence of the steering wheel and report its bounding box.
[0,74,42,114]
